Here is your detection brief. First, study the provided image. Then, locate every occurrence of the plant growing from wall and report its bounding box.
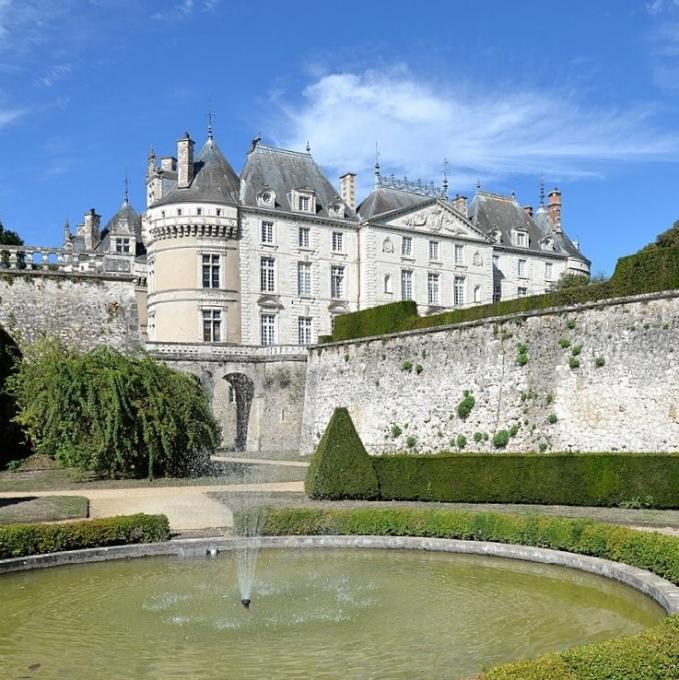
[547,413,558,424]
[473,432,483,443]
[456,390,476,420]
[456,434,467,450]
[492,430,510,449]
[390,424,402,438]
[415,364,423,374]
[516,343,529,366]
[595,356,606,368]
[558,338,571,349]
[406,435,417,449]
[566,319,576,329]
[401,360,413,372]
[569,356,581,369]
[571,344,583,357]
[509,423,520,438]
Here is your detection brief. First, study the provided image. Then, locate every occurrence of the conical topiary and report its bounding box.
[305,407,379,500]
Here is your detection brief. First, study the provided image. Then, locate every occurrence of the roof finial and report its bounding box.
[207,98,214,141]
[476,178,481,193]
[374,141,381,187]
[539,175,545,206]
[123,169,129,207]
[442,158,449,198]
[305,140,311,153]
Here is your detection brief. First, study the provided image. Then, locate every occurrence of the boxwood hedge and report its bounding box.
[258,506,679,679]
[319,245,679,343]
[373,452,679,508]
[0,513,170,559]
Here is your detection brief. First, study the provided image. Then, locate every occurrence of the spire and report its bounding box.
[207,99,214,141]
[476,178,481,193]
[442,158,449,199]
[305,140,311,153]
[539,175,545,207]
[374,141,381,187]
[123,169,129,207]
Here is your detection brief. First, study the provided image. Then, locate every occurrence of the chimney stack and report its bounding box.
[523,205,533,217]
[79,209,101,251]
[547,188,562,232]
[339,172,357,211]
[452,194,468,217]
[177,132,195,189]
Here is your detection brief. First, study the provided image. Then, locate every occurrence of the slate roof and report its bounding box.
[95,200,145,256]
[239,143,358,221]
[153,138,240,207]
[357,186,432,220]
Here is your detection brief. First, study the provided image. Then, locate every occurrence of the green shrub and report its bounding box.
[390,424,402,438]
[566,319,576,330]
[456,434,467,450]
[595,356,606,368]
[558,338,571,349]
[304,407,378,500]
[509,424,520,438]
[569,356,580,369]
[374,452,679,507]
[0,513,170,559]
[456,390,476,420]
[415,364,424,374]
[571,344,583,357]
[473,432,484,443]
[406,435,417,449]
[7,341,220,479]
[401,360,413,372]
[547,413,558,425]
[332,300,418,341]
[493,430,510,449]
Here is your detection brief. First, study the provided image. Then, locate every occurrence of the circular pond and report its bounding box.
[0,548,663,679]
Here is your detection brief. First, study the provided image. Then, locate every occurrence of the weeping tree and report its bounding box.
[7,341,221,479]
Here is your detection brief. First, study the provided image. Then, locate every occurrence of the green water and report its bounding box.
[0,549,663,679]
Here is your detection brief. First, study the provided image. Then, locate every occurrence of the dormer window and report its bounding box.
[257,188,276,208]
[329,198,345,219]
[490,228,502,243]
[115,237,131,254]
[177,208,182,217]
[299,196,310,211]
[541,237,554,251]
[516,231,528,247]
[291,188,315,214]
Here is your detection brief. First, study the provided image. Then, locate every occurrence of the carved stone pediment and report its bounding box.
[257,294,283,309]
[389,203,484,240]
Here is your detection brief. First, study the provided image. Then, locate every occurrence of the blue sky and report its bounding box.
[2,0,679,274]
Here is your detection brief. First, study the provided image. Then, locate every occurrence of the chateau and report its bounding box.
[61,127,589,347]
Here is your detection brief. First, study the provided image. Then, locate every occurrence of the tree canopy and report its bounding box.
[0,220,23,246]
[642,219,679,252]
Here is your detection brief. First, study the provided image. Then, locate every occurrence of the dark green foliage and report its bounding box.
[565,319,576,330]
[401,360,413,372]
[558,338,571,348]
[456,434,467,450]
[509,423,520,438]
[569,356,581,369]
[0,328,25,468]
[547,413,558,425]
[643,218,679,252]
[304,407,378,500]
[492,430,510,449]
[456,390,476,420]
[332,300,418,342]
[549,273,590,290]
[317,335,333,344]
[414,363,423,374]
[0,220,23,246]
[406,435,417,448]
[595,356,606,368]
[571,344,582,357]
[473,432,484,443]
[390,424,402,438]
[7,341,220,479]
[0,513,170,559]
[374,453,679,507]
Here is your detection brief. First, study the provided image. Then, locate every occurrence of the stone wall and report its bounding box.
[301,292,679,455]
[149,344,307,453]
[0,271,142,351]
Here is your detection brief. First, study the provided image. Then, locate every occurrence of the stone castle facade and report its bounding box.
[57,128,589,348]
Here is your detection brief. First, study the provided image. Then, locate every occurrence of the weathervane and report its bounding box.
[123,169,129,205]
[208,98,215,141]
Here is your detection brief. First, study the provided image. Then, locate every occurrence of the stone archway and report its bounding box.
[224,373,255,452]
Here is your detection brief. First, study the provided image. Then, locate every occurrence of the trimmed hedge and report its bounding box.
[321,245,679,342]
[0,513,170,559]
[373,453,679,508]
[305,407,379,500]
[258,506,679,678]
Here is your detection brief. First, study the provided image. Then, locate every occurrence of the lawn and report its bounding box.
[0,495,89,525]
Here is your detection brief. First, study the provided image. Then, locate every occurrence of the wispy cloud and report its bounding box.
[151,0,219,21]
[647,0,679,15]
[0,107,27,129]
[272,69,679,192]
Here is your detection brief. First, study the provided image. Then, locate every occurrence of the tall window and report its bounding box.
[331,265,345,299]
[429,240,439,260]
[518,258,527,278]
[298,317,312,345]
[545,262,553,280]
[202,309,221,342]
[202,254,220,288]
[516,231,527,247]
[384,273,392,294]
[115,237,131,254]
[298,226,310,248]
[332,231,344,252]
[493,284,501,303]
[261,314,276,346]
[518,287,528,297]
[428,273,440,305]
[298,262,312,296]
[401,270,413,300]
[454,244,464,266]
[401,236,413,256]
[493,254,500,270]
[261,220,274,243]
[298,195,310,212]
[454,276,465,307]
[260,257,275,292]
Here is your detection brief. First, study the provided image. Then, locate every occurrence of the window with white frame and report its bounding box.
[516,231,527,247]
[298,226,310,248]
[332,231,344,253]
[298,316,312,345]
[429,240,439,260]
[545,262,553,280]
[401,236,413,256]
[202,253,220,289]
[260,257,275,292]
[454,276,465,307]
[298,195,310,212]
[474,285,481,303]
[455,244,464,266]
[202,309,221,342]
[428,273,440,305]
[401,270,413,300]
[518,258,527,278]
[331,265,345,299]
[518,287,528,297]
[115,237,131,254]
[493,254,500,271]
[298,261,312,296]
[261,220,274,243]
[493,284,501,303]
[261,314,276,346]
[384,273,392,294]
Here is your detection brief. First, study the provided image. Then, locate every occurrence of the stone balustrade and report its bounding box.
[146,341,308,362]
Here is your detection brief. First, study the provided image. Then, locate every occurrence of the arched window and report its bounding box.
[474,285,481,303]
[384,274,392,294]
